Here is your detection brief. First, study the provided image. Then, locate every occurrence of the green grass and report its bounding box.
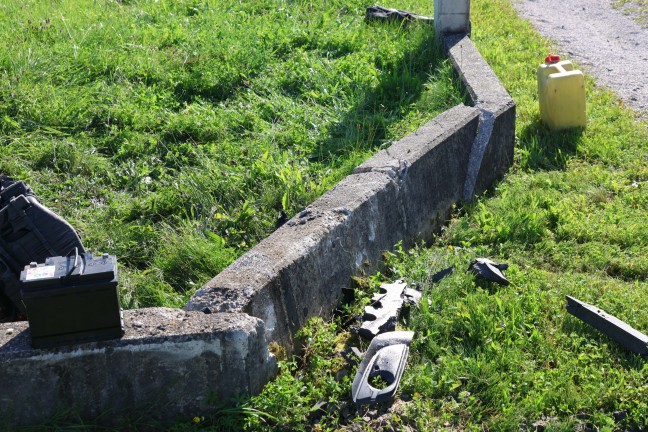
[0,0,463,308]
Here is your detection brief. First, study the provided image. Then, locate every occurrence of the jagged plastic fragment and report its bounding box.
[365,5,432,23]
[467,258,509,286]
[359,281,407,339]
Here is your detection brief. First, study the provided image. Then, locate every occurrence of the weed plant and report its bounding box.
[0,0,462,307]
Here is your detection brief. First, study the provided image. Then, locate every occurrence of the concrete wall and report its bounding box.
[0,28,515,428]
[442,34,516,199]
[186,105,481,347]
[0,308,275,428]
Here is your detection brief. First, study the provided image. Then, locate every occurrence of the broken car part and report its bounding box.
[467,258,509,286]
[352,331,414,405]
[359,280,407,339]
[342,346,363,365]
[566,296,648,355]
[365,5,432,24]
[20,252,124,348]
[0,176,85,320]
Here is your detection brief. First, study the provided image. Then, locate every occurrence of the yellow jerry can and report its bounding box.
[537,54,586,130]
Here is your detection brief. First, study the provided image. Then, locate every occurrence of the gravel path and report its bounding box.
[512,0,648,119]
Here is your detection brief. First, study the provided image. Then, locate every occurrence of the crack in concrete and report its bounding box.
[463,109,495,200]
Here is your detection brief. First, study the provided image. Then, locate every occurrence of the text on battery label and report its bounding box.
[25,265,57,281]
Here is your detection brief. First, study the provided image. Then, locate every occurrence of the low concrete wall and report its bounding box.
[186,105,481,347]
[0,32,515,428]
[443,34,516,199]
[0,308,275,428]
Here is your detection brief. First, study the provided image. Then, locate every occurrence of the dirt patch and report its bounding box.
[513,0,648,119]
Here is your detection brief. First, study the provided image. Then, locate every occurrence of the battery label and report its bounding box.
[25,265,57,281]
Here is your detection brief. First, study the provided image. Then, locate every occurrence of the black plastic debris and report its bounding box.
[359,280,407,339]
[467,258,509,286]
[352,331,413,405]
[342,346,363,365]
[566,296,648,355]
[432,265,455,283]
[0,176,85,320]
[308,400,329,422]
[365,5,432,24]
[275,210,288,230]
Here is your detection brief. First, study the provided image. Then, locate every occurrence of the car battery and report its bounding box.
[19,252,124,348]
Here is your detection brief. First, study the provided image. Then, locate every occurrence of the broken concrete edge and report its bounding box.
[0,308,276,428]
[0,27,515,428]
[434,0,471,36]
[442,33,516,200]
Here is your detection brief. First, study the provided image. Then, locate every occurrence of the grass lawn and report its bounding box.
[0,0,462,309]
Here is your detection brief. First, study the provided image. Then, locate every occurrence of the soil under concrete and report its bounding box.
[513,0,648,120]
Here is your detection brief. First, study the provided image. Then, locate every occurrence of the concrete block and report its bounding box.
[355,104,480,241]
[436,14,470,34]
[0,309,275,428]
[444,35,512,110]
[435,0,470,14]
[470,101,516,197]
[434,0,471,34]
[443,34,516,199]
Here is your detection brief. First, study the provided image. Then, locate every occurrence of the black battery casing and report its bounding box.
[19,253,124,348]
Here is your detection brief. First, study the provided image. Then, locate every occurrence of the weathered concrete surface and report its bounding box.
[186,105,480,348]
[434,0,471,35]
[443,34,516,200]
[187,171,400,347]
[354,105,480,241]
[0,308,275,428]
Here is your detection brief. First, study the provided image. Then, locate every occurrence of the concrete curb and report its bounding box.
[186,105,481,347]
[0,308,275,428]
[0,33,515,427]
[442,34,516,199]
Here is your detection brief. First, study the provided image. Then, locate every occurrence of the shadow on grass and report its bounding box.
[518,119,585,171]
[310,24,450,163]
